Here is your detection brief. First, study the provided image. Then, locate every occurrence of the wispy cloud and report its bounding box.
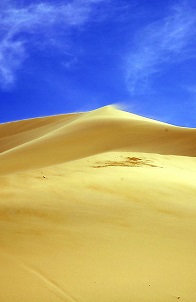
[126,1,196,94]
[0,0,107,89]
[183,84,196,100]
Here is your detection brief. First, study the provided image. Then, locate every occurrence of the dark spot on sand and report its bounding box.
[92,156,161,168]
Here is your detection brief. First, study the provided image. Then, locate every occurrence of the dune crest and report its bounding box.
[0,106,195,175]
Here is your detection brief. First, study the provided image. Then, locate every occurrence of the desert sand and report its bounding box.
[0,105,196,301]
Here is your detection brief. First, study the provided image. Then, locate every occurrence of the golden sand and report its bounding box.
[0,106,196,301]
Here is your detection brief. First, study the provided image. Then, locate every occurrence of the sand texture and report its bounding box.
[0,106,196,301]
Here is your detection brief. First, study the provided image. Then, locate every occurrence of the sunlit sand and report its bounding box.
[0,106,196,301]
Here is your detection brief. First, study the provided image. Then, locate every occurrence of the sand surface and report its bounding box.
[0,106,196,301]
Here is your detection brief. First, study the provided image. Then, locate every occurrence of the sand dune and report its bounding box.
[0,106,196,175]
[0,106,196,301]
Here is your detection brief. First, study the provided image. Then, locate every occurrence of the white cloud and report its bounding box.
[0,0,107,89]
[126,2,196,94]
[0,38,26,88]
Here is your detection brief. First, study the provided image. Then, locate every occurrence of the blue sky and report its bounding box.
[0,0,196,126]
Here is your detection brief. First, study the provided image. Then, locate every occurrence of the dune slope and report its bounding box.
[0,106,196,175]
[0,106,196,302]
